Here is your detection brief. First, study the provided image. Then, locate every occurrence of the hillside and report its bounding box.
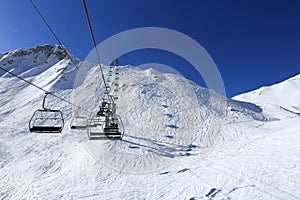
[233,75,300,119]
[0,45,299,199]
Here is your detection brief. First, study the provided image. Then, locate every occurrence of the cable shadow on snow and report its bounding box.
[121,134,204,158]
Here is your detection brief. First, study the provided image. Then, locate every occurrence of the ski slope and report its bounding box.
[0,45,299,199]
[234,75,300,113]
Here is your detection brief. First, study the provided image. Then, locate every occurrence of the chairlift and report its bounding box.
[104,122,122,139]
[107,115,124,139]
[112,58,118,66]
[87,104,123,140]
[70,110,88,130]
[88,115,107,140]
[29,92,64,133]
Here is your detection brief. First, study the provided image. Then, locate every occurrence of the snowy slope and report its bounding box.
[234,74,300,115]
[0,45,299,199]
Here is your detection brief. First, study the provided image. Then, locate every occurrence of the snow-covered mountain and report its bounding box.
[233,75,300,119]
[0,45,299,199]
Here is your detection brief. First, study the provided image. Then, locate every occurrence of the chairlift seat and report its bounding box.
[71,125,87,129]
[29,109,64,133]
[30,126,62,133]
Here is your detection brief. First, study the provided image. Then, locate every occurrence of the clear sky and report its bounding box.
[1,0,300,97]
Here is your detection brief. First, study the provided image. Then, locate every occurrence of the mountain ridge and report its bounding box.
[233,73,300,115]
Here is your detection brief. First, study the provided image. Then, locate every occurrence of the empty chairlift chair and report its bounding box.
[29,93,64,133]
[70,110,88,130]
[88,103,107,140]
[88,102,123,140]
[88,115,107,140]
[104,120,122,139]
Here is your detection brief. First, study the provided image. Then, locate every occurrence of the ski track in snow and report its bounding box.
[0,46,299,199]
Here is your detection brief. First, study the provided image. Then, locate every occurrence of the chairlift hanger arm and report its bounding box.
[42,92,50,110]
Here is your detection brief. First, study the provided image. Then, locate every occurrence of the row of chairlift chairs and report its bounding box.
[29,62,123,140]
[29,93,123,140]
[71,99,123,140]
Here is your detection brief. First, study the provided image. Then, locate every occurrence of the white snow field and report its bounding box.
[234,74,300,114]
[0,45,299,199]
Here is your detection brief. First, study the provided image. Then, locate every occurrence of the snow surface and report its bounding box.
[0,45,299,199]
[234,75,300,114]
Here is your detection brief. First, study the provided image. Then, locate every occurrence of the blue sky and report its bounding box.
[1,0,300,97]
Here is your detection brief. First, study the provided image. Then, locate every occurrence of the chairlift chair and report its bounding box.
[70,110,88,130]
[88,115,107,140]
[88,102,108,139]
[107,115,124,139]
[104,122,122,139]
[29,93,64,133]
[87,106,123,140]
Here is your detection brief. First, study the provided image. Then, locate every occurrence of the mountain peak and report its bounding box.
[3,44,68,61]
[0,44,75,79]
